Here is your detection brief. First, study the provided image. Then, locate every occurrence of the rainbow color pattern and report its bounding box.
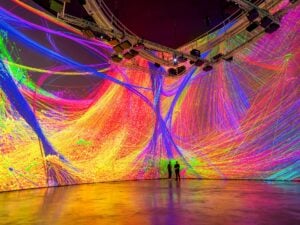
[0,0,299,192]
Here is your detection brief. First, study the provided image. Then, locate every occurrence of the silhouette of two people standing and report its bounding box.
[167,161,181,181]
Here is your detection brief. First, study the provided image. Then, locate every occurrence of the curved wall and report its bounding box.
[0,0,299,192]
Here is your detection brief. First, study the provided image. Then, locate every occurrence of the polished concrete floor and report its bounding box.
[0,180,300,225]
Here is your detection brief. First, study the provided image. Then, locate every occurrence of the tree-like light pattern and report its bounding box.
[0,0,299,191]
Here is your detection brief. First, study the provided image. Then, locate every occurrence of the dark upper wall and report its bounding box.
[103,0,235,48]
[33,0,240,48]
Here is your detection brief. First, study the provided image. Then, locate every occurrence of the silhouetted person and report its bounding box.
[174,161,180,181]
[167,161,172,179]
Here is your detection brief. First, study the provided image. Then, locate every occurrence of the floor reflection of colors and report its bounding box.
[0,180,300,225]
[0,0,300,192]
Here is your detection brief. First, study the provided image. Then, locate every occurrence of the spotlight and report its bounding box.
[154,63,161,68]
[177,65,186,75]
[168,66,186,76]
[212,53,224,62]
[260,16,280,33]
[265,23,280,33]
[96,32,111,42]
[190,49,201,58]
[168,68,177,76]
[113,40,132,53]
[133,42,145,50]
[173,55,178,65]
[108,37,119,45]
[247,8,259,22]
[111,54,122,63]
[194,59,204,67]
[119,40,132,50]
[123,49,139,59]
[203,64,213,72]
[260,16,273,28]
[223,56,233,62]
[113,45,123,53]
[246,21,259,32]
[177,55,187,63]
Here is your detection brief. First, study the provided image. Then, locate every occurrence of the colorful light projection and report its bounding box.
[0,0,299,192]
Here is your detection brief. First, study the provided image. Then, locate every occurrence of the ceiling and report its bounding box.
[33,0,240,48]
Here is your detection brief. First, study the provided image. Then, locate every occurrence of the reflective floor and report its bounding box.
[0,180,300,225]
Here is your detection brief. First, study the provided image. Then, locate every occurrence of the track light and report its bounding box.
[177,65,186,75]
[108,37,119,45]
[113,40,132,53]
[168,68,177,76]
[154,63,161,68]
[265,23,280,33]
[119,40,132,49]
[190,49,201,58]
[212,53,224,62]
[123,49,139,59]
[203,64,213,72]
[223,56,233,62]
[194,59,204,67]
[113,45,123,53]
[111,54,122,63]
[260,16,273,28]
[133,42,145,50]
[246,21,259,32]
[168,66,186,77]
[177,55,187,63]
[173,55,178,65]
[247,8,259,22]
[260,16,280,33]
[96,32,111,42]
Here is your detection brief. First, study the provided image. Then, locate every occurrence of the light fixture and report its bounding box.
[123,49,139,59]
[265,23,280,33]
[168,65,186,76]
[247,8,259,22]
[246,21,260,32]
[177,55,187,63]
[113,45,123,53]
[108,37,119,45]
[113,40,132,53]
[212,53,224,62]
[96,32,111,42]
[194,59,204,67]
[223,56,233,62]
[173,55,178,65]
[260,16,274,28]
[203,64,213,72]
[133,42,145,50]
[111,54,122,63]
[260,16,280,33]
[119,40,132,49]
[154,63,161,68]
[190,49,201,58]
